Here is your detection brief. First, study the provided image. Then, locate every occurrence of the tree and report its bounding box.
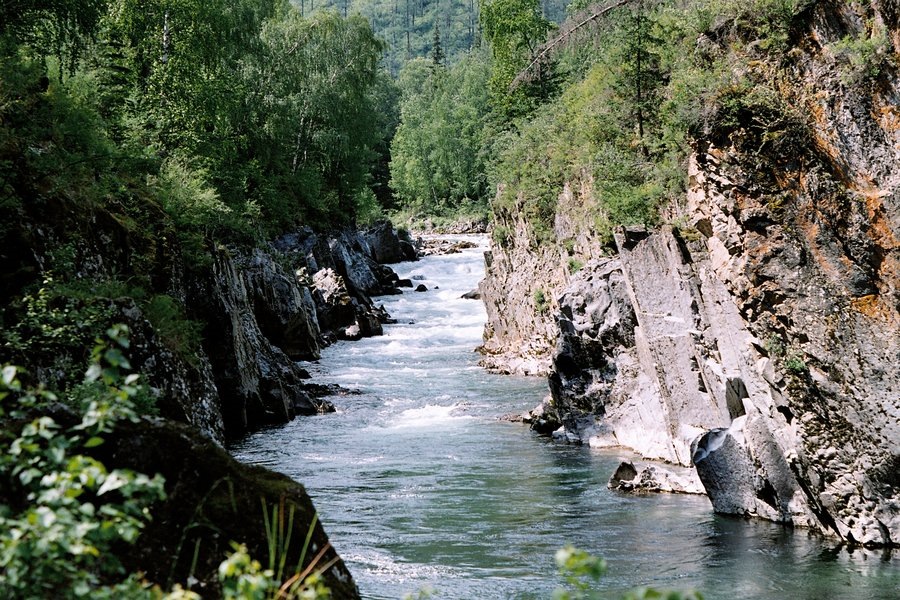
[431,23,446,66]
[479,0,555,118]
[390,52,492,214]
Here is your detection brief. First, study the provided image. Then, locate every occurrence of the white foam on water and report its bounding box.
[343,549,455,585]
[390,403,474,429]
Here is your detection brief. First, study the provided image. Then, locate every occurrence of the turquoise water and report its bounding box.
[231,236,899,599]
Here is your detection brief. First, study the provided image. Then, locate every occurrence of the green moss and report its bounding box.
[142,294,203,366]
[567,257,584,274]
[533,287,549,314]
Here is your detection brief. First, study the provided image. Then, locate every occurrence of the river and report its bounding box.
[231,235,899,599]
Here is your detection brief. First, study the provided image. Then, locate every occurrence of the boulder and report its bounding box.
[415,284,428,292]
[29,410,361,599]
[364,220,418,264]
[608,460,706,495]
[312,268,357,334]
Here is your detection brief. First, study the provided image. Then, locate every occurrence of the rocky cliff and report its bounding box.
[1,212,415,444]
[479,180,608,375]
[482,1,899,546]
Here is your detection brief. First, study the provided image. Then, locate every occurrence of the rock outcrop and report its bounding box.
[188,226,413,438]
[363,220,418,263]
[192,251,332,439]
[479,182,607,375]
[6,407,361,599]
[482,1,899,546]
[3,215,414,442]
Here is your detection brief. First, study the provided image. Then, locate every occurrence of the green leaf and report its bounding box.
[2,365,17,386]
[84,437,105,448]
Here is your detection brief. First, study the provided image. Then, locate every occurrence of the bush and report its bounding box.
[831,27,892,85]
[142,295,203,366]
[534,288,550,314]
[568,258,584,274]
[0,327,166,599]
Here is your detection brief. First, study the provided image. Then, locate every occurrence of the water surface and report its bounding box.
[232,236,899,599]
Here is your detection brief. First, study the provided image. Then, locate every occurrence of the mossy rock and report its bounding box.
[35,409,360,598]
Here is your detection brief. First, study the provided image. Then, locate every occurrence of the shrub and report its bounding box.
[568,258,584,274]
[831,27,892,85]
[142,295,203,365]
[784,352,807,374]
[0,327,166,599]
[534,288,549,314]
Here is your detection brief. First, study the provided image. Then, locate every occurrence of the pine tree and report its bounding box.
[431,23,446,66]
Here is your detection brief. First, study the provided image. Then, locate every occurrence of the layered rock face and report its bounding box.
[186,223,414,440]
[479,181,607,375]
[484,2,899,546]
[5,214,414,443]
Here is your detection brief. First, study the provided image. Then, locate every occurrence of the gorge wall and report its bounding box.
[481,0,899,546]
[2,209,416,445]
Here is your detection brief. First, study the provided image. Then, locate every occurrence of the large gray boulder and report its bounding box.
[364,220,418,263]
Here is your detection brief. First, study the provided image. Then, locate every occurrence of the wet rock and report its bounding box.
[35,410,361,598]
[114,300,225,444]
[415,284,428,292]
[301,382,362,398]
[243,249,321,361]
[312,268,356,335]
[461,289,481,300]
[364,220,416,264]
[522,402,562,435]
[418,238,479,256]
[608,460,705,495]
[397,278,413,288]
[193,251,333,438]
[340,324,362,341]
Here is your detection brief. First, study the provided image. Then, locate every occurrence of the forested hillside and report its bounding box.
[0,2,400,596]
[294,0,570,72]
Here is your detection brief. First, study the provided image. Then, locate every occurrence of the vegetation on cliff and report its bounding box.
[0,0,395,383]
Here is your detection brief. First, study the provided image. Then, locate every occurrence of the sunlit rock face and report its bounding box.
[482,2,899,546]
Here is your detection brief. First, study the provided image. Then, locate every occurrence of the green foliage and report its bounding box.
[553,545,703,600]
[0,327,167,599]
[764,335,786,357]
[390,53,493,217]
[297,0,569,75]
[568,257,584,273]
[0,329,332,598]
[218,501,332,599]
[831,26,892,85]
[533,287,549,314]
[553,545,607,599]
[2,275,116,377]
[218,543,330,600]
[492,223,512,248]
[142,295,204,366]
[784,352,807,375]
[480,0,556,117]
[481,0,818,247]
[148,159,234,234]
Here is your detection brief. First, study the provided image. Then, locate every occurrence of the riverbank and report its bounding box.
[233,236,900,598]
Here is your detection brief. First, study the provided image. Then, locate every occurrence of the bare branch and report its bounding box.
[510,0,634,91]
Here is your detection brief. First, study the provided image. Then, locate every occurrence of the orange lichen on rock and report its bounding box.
[874,99,900,135]
[851,293,900,326]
